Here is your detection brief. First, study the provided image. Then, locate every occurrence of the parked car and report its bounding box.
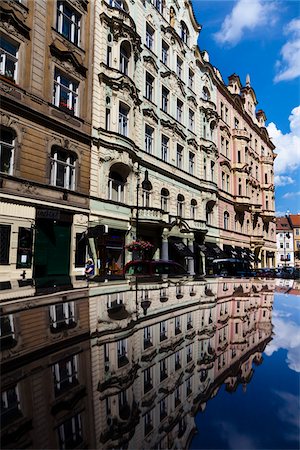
[255,268,277,278]
[212,258,253,277]
[124,260,188,277]
[276,267,300,279]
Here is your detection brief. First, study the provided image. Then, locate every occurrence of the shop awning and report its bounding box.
[198,243,226,260]
[223,245,239,258]
[243,248,257,262]
[171,241,194,257]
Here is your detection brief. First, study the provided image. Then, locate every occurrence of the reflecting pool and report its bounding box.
[1,277,299,449]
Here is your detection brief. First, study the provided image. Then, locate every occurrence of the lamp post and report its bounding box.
[283,232,290,268]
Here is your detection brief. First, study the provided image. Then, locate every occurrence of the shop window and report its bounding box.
[0,224,11,264]
[0,128,15,175]
[56,1,81,46]
[1,385,22,427]
[75,233,86,267]
[49,302,76,332]
[52,354,79,396]
[119,41,131,75]
[53,68,79,115]
[0,314,17,350]
[0,35,19,82]
[16,227,33,269]
[57,413,83,449]
[50,148,76,190]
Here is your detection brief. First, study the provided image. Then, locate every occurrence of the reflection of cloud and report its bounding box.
[274,390,300,441]
[265,315,300,372]
[218,421,258,449]
[273,310,292,319]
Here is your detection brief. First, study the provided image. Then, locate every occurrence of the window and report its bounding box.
[220,102,224,119]
[105,107,110,130]
[203,158,207,179]
[187,312,193,329]
[0,128,14,175]
[210,161,215,181]
[189,152,195,175]
[224,211,229,230]
[75,233,86,267]
[58,414,83,449]
[190,199,197,219]
[181,21,189,45]
[108,171,126,202]
[188,68,194,90]
[162,86,169,112]
[175,316,181,335]
[49,302,76,331]
[226,174,230,192]
[177,99,183,123]
[144,326,152,349]
[202,86,210,101]
[52,354,78,396]
[153,0,163,14]
[0,225,10,265]
[225,140,229,157]
[225,107,228,123]
[1,385,21,426]
[221,172,225,190]
[161,188,169,212]
[117,339,128,367]
[161,135,168,162]
[189,109,194,131]
[0,315,16,349]
[160,321,167,341]
[144,367,152,393]
[162,40,169,65]
[160,398,167,420]
[118,103,129,136]
[56,1,81,46]
[145,71,154,101]
[177,194,185,217]
[107,292,123,309]
[144,410,153,436]
[160,359,167,381]
[50,148,76,190]
[186,344,192,363]
[142,181,152,207]
[109,0,128,11]
[145,125,154,154]
[107,36,112,66]
[53,69,78,115]
[146,23,154,51]
[0,36,19,82]
[176,56,183,78]
[176,144,183,169]
[234,117,239,129]
[120,41,130,75]
[16,227,33,269]
[296,229,300,236]
[175,351,181,370]
[237,150,241,163]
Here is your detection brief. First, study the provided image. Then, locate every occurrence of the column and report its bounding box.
[187,235,195,276]
[161,228,169,260]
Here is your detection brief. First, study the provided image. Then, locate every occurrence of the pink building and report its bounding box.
[216,74,276,267]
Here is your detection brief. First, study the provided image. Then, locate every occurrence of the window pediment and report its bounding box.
[161,24,186,56]
[187,95,197,108]
[143,108,159,124]
[99,72,141,106]
[50,41,87,77]
[143,55,159,74]
[0,3,30,40]
[187,138,198,151]
[161,118,186,140]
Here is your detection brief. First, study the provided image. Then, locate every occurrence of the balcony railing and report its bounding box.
[232,128,250,140]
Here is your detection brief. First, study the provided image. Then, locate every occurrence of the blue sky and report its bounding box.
[192,0,300,216]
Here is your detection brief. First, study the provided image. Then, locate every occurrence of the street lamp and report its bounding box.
[283,232,290,268]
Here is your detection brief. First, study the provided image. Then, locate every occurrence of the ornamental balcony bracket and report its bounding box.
[99,68,142,106]
[234,195,251,212]
[200,106,218,121]
[200,140,219,157]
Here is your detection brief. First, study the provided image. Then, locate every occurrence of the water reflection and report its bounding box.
[1,278,276,449]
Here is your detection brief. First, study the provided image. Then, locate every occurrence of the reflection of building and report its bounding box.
[0,0,93,281]
[276,216,294,267]
[1,288,95,449]
[1,278,274,449]
[89,278,274,449]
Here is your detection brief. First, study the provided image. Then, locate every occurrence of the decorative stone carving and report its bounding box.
[50,41,87,78]
[142,108,159,124]
[99,71,141,107]
[0,3,30,40]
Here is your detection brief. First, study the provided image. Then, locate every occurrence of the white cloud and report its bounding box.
[214,0,278,46]
[267,106,300,175]
[275,18,300,82]
[274,175,295,187]
[282,191,300,199]
[265,313,300,372]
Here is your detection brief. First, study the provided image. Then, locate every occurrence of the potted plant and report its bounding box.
[125,240,154,259]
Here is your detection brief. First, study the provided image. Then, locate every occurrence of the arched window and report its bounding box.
[202,86,211,101]
[142,171,152,208]
[119,41,131,75]
[206,203,213,225]
[177,194,185,217]
[0,128,15,175]
[181,21,189,45]
[190,199,197,219]
[108,171,125,202]
[50,147,76,190]
[224,211,229,230]
[109,0,128,12]
[161,188,169,212]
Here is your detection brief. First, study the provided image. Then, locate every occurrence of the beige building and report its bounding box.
[0,0,93,281]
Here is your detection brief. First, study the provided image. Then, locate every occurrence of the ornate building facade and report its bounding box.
[0,0,276,280]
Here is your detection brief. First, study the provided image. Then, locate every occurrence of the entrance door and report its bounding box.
[34,219,71,277]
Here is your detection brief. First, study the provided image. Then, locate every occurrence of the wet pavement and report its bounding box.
[1,277,299,449]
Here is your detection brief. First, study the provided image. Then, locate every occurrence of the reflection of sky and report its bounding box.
[190,292,300,450]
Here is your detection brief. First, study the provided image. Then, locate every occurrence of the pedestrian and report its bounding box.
[85,258,95,278]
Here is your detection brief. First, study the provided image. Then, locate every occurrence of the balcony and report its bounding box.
[261,156,274,164]
[184,218,207,232]
[261,183,274,191]
[232,128,250,141]
[234,195,250,211]
[232,162,248,172]
[131,207,168,223]
[250,204,262,213]
[261,209,275,222]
